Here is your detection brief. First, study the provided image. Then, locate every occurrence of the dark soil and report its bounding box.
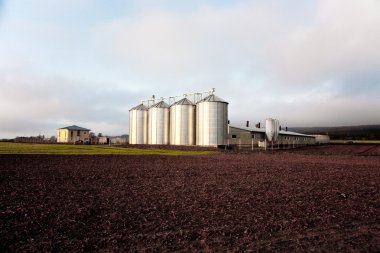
[289,144,380,156]
[1,148,380,251]
[122,144,219,151]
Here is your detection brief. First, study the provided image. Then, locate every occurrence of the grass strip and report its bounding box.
[0,143,216,156]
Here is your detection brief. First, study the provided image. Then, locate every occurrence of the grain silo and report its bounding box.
[129,104,148,144]
[148,101,170,144]
[170,98,195,145]
[196,94,228,146]
[265,118,280,142]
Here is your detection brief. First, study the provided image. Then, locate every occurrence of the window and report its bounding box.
[71,131,73,137]
[232,135,237,139]
[77,131,80,136]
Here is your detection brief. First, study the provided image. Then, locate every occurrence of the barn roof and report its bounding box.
[229,125,315,138]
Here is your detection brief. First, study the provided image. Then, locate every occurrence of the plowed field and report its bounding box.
[1,147,380,251]
[290,144,380,156]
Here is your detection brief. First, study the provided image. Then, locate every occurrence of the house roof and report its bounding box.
[58,125,90,131]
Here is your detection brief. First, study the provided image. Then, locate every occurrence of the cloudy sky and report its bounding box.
[0,0,379,138]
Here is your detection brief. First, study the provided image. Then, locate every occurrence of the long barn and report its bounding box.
[228,126,316,149]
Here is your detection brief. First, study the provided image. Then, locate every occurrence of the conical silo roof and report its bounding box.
[171,97,194,106]
[197,94,228,104]
[150,100,170,108]
[129,103,148,111]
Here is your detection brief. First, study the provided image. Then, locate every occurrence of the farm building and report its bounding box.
[97,136,129,145]
[313,135,330,144]
[56,125,90,144]
[129,89,325,148]
[98,137,109,144]
[110,136,128,145]
[228,125,316,149]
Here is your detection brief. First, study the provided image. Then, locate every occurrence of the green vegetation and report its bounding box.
[0,143,216,155]
[330,140,380,144]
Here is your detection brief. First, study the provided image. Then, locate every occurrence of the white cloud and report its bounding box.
[0,72,143,138]
[94,0,380,88]
[272,0,380,85]
[92,2,284,87]
[91,0,380,127]
[0,0,380,138]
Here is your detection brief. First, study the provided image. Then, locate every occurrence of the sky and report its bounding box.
[0,0,379,138]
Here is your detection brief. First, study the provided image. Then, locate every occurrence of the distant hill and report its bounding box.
[288,125,380,140]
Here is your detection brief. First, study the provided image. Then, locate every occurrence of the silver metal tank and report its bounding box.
[274,119,280,142]
[170,98,195,145]
[196,94,228,146]
[265,118,280,142]
[148,101,170,144]
[129,104,148,144]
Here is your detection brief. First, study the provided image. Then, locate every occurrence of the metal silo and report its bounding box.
[196,94,228,146]
[170,98,195,145]
[129,104,148,144]
[274,119,280,141]
[265,118,274,142]
[148,101,170,144]
[265,118,280,142]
